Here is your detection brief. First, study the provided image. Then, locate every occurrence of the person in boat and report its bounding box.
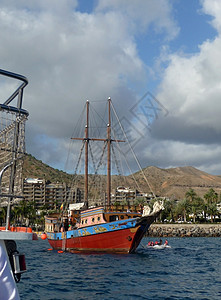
[164,240,168,246]
[68,225,73,231]
[159,239,162,245]
[64,219,69,231]
[139,204,143,213]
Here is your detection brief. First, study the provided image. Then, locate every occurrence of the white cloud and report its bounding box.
[0,0,178,171]
[157,36,221,130]
[2,0,221,176]
[201,0,221,33]
[96,0,179,40]
[149,0,221,174]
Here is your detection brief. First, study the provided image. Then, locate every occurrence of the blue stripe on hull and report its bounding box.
[46,218,138,240]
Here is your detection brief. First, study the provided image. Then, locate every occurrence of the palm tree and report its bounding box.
[176,198,190,222]
[204,188,218,204]
[161,199,176,222]
[185,188,197,202]
[207,203,218,223]
[191,197,204,223]
[25,201,37,226]
[204,188,218,222]
[0,207,7,225]
[12,206,22,224]
[185,189,198,222]
[19,200,29,225]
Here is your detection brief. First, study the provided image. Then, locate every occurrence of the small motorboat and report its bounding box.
[147,240,171,249]
[148,244,171,249]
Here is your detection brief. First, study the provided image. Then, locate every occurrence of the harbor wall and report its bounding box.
[147,223,221,237]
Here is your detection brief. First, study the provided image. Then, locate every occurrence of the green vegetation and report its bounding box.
[160,188,220,223]
[0,201,59,231]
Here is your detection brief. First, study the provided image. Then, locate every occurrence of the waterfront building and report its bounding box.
[22,178,82,209]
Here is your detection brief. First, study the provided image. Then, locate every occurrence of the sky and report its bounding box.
[1,0,221,175]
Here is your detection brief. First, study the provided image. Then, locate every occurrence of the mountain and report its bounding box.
[22,155,221,200]
[134,166,221,200]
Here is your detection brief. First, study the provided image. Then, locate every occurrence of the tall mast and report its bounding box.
[107,97,111,206]
[72,98,124,209]
[85,100,89,208]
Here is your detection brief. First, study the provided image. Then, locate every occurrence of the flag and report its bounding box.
[60,203,63,210]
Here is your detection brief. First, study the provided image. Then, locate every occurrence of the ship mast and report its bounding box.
[71,100,90,209]
[85,100,89,208]
[107,97,111,206]
[72,98,124,210]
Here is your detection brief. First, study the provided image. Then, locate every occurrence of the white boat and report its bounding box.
[147,240,171,249]
[147,244,171,249]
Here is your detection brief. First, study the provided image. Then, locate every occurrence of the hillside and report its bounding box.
[22,155,221,200]
[134,166,221,200]
[23,154,74,184]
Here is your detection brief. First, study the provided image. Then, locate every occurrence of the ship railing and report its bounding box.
[104,204,143,213]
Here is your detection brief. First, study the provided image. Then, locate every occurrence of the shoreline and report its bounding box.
[147,223,221,237]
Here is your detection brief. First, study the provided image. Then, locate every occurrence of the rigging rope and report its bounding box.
[114,136,141,191]
[94,142,107,175]
[111,101,157,199]
[74,141,85,174]
[89,142,96,172]
[110,114,140,190]
[111,144,122,176]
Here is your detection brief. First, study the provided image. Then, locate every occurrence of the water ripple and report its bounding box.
[16,237,221,300]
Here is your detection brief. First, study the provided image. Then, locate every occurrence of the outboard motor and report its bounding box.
[5,240,27,283]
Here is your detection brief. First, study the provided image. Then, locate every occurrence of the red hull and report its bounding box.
[48,226,144,254]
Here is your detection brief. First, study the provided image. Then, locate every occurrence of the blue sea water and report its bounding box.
[17,237,221,300]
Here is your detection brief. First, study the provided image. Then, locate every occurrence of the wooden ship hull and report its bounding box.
[47,225,147,254]
[45,207,158,254]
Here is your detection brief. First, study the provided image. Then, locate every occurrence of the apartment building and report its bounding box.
[22,178,82,209]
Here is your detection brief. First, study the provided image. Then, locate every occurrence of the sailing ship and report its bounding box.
[0,69,38,299]
[45,98,163,254]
